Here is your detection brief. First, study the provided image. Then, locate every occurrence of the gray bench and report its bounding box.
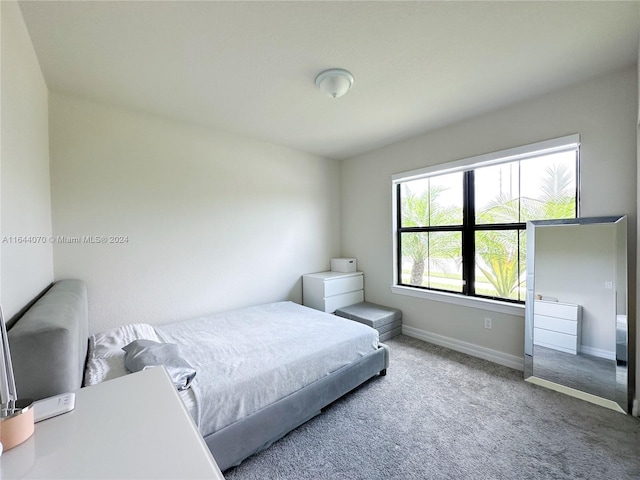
[335,302,402,341]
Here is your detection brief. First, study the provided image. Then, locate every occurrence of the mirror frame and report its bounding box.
[524,215,633,414]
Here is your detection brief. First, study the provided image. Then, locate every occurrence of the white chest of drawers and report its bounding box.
[302,271,364,313]
[533,300,582,355]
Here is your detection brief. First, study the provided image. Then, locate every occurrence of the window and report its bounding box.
[393,135,579,304]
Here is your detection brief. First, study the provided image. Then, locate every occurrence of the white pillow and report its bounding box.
[83,323,162,386]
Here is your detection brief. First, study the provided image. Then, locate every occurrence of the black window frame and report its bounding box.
[394,139,580,304]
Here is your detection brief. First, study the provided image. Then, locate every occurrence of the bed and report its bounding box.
[8,279,389,471]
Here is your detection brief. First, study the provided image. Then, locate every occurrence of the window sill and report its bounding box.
[390,285,525,317]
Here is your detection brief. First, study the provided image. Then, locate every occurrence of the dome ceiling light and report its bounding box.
[315,68,354,99]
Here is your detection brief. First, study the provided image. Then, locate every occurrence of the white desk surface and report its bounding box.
[1,367,225,479]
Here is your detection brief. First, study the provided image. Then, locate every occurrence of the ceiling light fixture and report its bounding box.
[315,68,354,99]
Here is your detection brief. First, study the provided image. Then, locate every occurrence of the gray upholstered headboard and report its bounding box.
[7,279,88,401]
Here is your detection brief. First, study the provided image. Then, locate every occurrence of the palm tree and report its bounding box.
[401,184,461,285]
[475,229,524,299]
[475,162,573,299]
[525,163,575,220]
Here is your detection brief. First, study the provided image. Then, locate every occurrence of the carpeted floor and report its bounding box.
[533,344,617,400]
[224,335,640,480]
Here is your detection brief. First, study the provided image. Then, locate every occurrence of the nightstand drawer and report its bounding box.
[534,327,578,354]
[324,290,364,313]
[535,301,579,321]
[324,275,363,297]
[534,314,578,335]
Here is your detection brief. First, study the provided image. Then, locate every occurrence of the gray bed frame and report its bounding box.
[8,279,389,471]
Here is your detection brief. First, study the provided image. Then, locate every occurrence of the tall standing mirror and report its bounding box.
[524,216,633,413]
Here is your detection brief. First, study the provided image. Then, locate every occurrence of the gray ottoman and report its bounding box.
[335,302,402,341]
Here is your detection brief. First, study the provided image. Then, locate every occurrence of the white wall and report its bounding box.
[0,1,54,321]
[341,66,637,363]
[49,93,341,334]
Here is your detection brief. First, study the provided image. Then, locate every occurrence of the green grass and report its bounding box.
[402,269,525,301]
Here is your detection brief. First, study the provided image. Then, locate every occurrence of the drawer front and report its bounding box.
[534,327,578,354]
[324,275,363,297]
[324,290,364,313]
[534,301,579,321]
[534,314,578,335]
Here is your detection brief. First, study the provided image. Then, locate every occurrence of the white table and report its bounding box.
[1,367,225,479]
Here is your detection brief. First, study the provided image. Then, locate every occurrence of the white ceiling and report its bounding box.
[18,1,640,160]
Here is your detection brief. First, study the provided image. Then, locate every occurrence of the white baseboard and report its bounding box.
[402,325,524,371]
[579,345,616,361]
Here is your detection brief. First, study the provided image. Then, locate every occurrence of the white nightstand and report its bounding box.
[1,367,225,479]
[534,300,582,354]
[302,271,364,313]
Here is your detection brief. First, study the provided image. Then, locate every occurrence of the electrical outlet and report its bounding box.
[605,281,613,289]
[484,317,492,329]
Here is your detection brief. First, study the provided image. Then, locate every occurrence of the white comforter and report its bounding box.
[85,301,379,437]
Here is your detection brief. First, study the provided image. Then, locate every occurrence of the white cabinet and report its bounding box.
[1,367,225,479]
[303,271,364,313]
[533,300,582,355]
